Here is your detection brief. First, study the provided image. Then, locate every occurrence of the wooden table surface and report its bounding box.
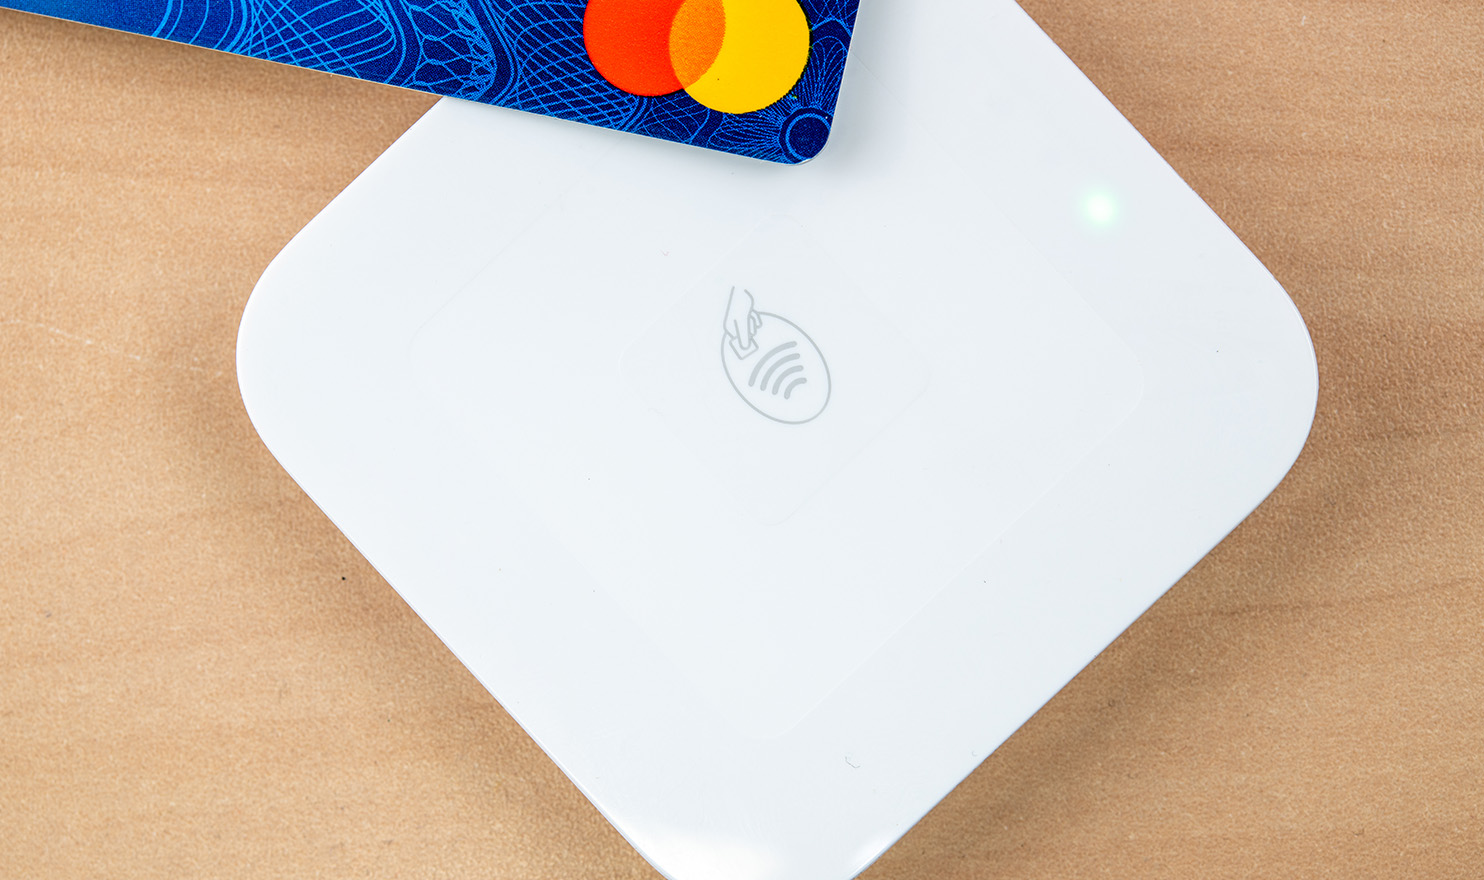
[3,3,1481,877]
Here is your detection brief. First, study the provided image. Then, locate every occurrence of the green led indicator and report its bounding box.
[1083,191,1119,227]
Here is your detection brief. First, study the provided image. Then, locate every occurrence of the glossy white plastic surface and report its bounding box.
[236,2,1317,878]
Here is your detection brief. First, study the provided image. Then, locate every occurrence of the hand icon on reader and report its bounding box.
[724,287,764,358]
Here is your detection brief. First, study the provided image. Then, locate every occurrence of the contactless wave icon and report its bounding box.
[584,0,811,114]
[721,287,830,424]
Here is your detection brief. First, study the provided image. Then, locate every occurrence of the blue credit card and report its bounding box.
[6,0,859,163]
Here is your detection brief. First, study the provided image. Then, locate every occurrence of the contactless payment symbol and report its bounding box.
[584,0,810,114]
[721,287,830,424]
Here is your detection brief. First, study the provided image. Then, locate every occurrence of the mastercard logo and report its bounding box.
[583,0,811,115]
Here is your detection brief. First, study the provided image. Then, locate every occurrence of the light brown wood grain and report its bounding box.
[2,3,1481,878]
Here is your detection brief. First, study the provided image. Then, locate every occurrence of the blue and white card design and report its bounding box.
[6,0,859,162]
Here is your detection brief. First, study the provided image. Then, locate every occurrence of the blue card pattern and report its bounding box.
[7,0,859,162]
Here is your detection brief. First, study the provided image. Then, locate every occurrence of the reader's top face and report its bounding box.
[236,1,1318,878]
